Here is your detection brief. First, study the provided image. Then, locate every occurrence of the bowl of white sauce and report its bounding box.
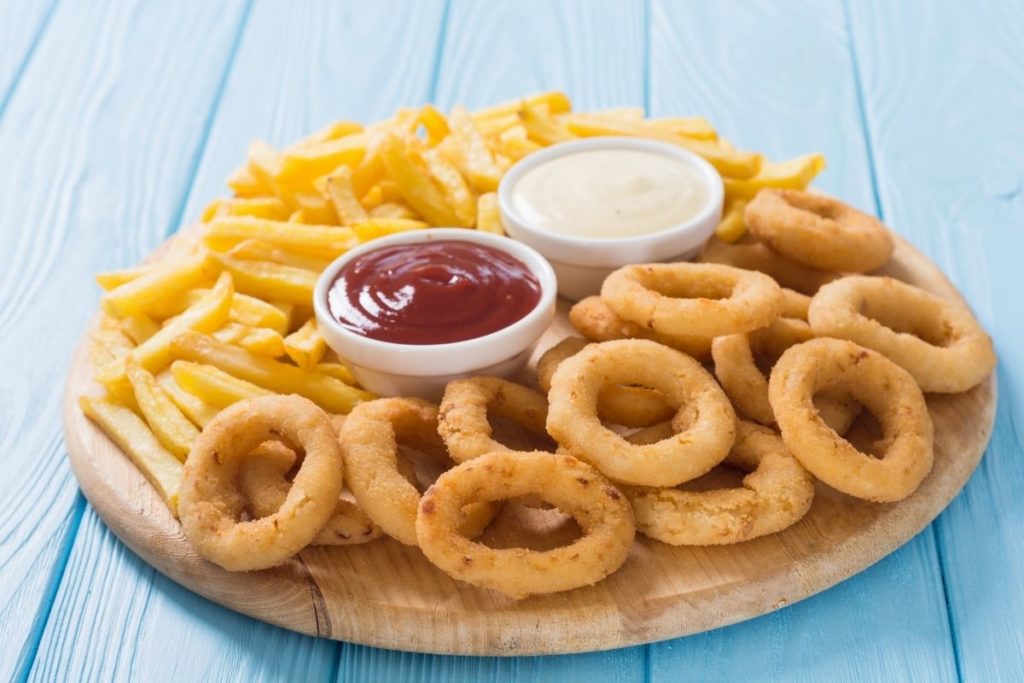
[498,136,723,300]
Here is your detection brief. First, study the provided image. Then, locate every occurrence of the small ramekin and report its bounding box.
[497,136,724,301]
[313,228,557,400]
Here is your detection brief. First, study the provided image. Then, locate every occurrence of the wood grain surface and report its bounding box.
[63,228,995,655]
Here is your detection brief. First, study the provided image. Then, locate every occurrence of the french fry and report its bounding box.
[413,105,450,146]
[80,396,183,515]
[91,325,135,358]
[475,113,522,137]
[95,264,157,291]
[227,239,332,273]
[715,198,749,243]
[170,360,272,407]
[202,197,290,222]
[519,104,575,145]
[125,356,198,460]
[592,107,646,121]
[203,217,355,257]
[368,202,417,220]
[447,106,502,192]
[226,163,273,198]
[648,116,718,140]
[290,120,363,149]
[353,218,427,242]
[283,317,326,369]
[100,254,211,318]
[170,331,373,414]
[246,140,285,189]
[121,314,160,345]
[722,153,826,200]
[351,136,388,198]
[360,184,385,209]
[421,148,476,226]
[288,192,339,225]
[212,322,286,357]
[562,114,762,178]
[157,371,219,428]
[277,133,367,185]
[208,253,318,305]
[324,165,369,224]
[471,91,571,121]
[314,362,357,386]
[287,209,306,223]
[380,133,461,226]
[476,192,503,234]
[146,287,289,334]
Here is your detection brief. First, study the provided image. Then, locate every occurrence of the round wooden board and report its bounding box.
[64,233,996,656]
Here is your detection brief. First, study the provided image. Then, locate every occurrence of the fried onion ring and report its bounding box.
[179,395,344,571]
[808,275,996,393]
[699,234,839,295]
[547,339,736,487]
[239,442,381,545]
[712,318,860,433]
[601,262,783,338]
[341,397,497,545]
[416,450,635,599]
[624,421,814,545]
[568,295,712,360]
[536,337,673,428]
[769,338,933,502]
[780,287,811,320]
[438,377,550,462]
[746,189,893,272]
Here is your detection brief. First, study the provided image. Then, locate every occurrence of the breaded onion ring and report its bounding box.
[536,337,673,428]
[179,395,344,571]
[699,234,839,295]
[746,189,893,272]
[547,339,736,487]
[438,377,549,462]
[781,287,811,320]
[341,397,497,545]
[568,295,712,360]
[416,450,635,599]
[769,338,934,502]
[808,275,996,393]
[239,442,381,546]
[712,318,860,433]
[624,421,814,545]
[600,262,783,338]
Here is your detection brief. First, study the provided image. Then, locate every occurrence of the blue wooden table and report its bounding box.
[2,1,1021,680]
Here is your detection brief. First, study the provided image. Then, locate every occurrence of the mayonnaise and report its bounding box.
[511,148,710,239]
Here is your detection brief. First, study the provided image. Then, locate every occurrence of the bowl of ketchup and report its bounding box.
[314,228,557,400]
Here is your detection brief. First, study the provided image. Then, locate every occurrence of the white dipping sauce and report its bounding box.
[511,148,710,240]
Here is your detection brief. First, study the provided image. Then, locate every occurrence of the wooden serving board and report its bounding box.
[63,233,996,656]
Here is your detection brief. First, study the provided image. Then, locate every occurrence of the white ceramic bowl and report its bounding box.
[313,228,557,400]
[497,136,724,301]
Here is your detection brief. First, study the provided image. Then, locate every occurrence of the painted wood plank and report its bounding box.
[646,2,958,680]
[337,1,646,678]
[0,2,248,680]
[0,0,59,114]
[847,1,1024,680]
[30,1,446,681]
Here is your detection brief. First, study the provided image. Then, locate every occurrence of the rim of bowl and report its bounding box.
[312,228,558,368]
[497,136,724,250]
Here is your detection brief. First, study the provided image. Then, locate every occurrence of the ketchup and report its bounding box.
[326,241,542,345]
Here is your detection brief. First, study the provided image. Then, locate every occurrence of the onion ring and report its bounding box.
[536,337,673,428]
[624,421,814,545]
[780,287,811,320]
[438,377,550,462]
[769,338,933,502]
[600,262,783,338]
[179,395,344,571]
[416,450,635,599]
[239,441,381,545]
[808,275,995,393]
[546,339,736,487]
[341,397,497,545]
[568,295,712,359]
[699,234,839,294]
[746,189,894,272]
[712,318,860,433]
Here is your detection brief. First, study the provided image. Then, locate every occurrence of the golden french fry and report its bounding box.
[91,325,135,358]
[519,104,575,145]
[246,140,285,187]
[288,192,339,224]
[212,322,286,357]
[202,197,291,222]
[100,254,211,318]
[715,198,749,243]
[722,153,826,200]
[203,217,355,257]
[145,287,289,334]
[287,209,306,223]
[277,133,367,185]
[414,105,450,145]
[314,362,357,386]
[592,107,646,121]
[648,116,718,140]
[360,184,384,209]
[290,120,363,149]
[422,148,476,226]
[209,253,317,305]
[447,106,502,192]
[475,113,520,137]
[170,360,272,407]
[324,165,369,224]
[283,317,326,369]
[170,331,373,414]
[367,202,417,219]
[476,192,503,234]
[227,239,331,273]
[80,396,183,515]
[156,371,219,428]
[95,264,157,291]
[353,218,427,242]
[121,314,160,345]
[125,356,198,461]
[381,133,462,226]
[226,163,272,198]
[471,91,571,121]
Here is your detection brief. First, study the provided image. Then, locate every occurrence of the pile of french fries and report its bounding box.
[82,91,825,516]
